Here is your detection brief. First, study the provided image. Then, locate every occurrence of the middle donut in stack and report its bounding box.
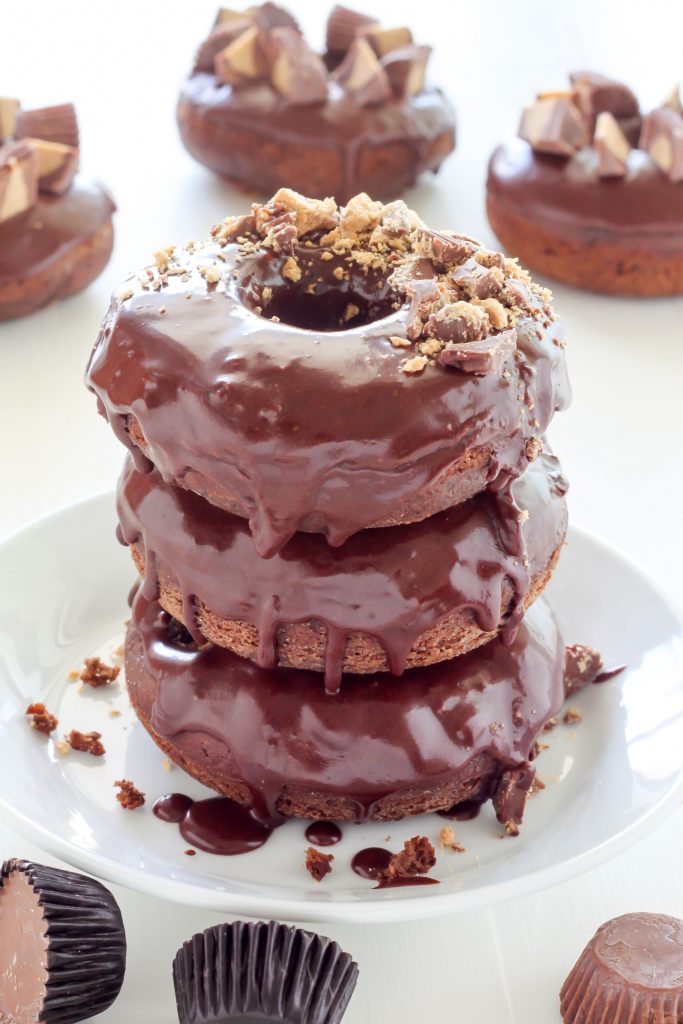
[88,188,571,826]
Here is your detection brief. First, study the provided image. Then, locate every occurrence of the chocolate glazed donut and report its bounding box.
[0,178,115,320]
[176,4,455,203]
[116,451,568,692]
[87,190,570,558]
[125,593,567,824]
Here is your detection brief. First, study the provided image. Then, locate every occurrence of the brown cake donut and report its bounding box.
[487,74,683,296]
[87,189,569,557]
[0,99,115,320]
[126,592,567,824]
[117,450,567,691]
[176,4,455,202]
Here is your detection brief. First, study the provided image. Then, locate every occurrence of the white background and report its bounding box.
[1,1,683,1020]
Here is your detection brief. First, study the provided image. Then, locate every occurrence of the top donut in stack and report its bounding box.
[87,189,570,692]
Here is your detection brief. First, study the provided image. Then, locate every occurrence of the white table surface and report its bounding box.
[1,0,683,1020]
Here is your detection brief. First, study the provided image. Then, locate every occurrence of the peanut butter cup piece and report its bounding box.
[0,859,126,1023]
[325,5,378,53]
[560,913,683,1024]
[173,921,358,1023]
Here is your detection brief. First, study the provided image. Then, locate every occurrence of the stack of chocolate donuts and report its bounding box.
[87,187,576,829]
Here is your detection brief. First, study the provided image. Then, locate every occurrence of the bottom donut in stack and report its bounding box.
[126,591,569,826]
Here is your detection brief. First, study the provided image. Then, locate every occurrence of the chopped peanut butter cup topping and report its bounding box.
[0,98,80,224]
[517,71,683,184]
[193,2,433,107]
[122,188,554,383]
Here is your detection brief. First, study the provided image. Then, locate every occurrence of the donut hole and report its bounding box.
[256,282,396,331]
[238,249,397,331]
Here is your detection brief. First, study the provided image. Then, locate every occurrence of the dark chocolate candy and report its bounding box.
[0,859,126,1024]
[173,921,358,1023]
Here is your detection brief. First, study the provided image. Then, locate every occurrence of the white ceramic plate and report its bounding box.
[0,494,682,924]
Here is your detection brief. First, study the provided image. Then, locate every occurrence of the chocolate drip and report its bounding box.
[305,821,342,846]
[0,176,114,282]
[130,592,566,824]
[488,138,683,240]
[116,452,568,692]
[87,241,569,558]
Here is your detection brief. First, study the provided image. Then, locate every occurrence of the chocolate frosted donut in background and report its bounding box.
[126,592,567,824]
[487,73,683,296]
[117,450,568,691]
[87,189,569,558]
[0,99,115,320]
[176,4,455,202]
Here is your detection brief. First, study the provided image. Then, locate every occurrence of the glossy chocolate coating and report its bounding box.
[177,70,455,203]
[87,238,569,557]
[488,138,683,243]
[0,176,115,283]
[129,592,565,823]
[117,451,567,689]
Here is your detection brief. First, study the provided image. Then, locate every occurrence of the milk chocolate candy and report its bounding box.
[269,28,329,105]
[519,96,589,156]
[569,70,640,124]
[332,36,392,106]
[194,21,253,73]
[26,138,79,196]
[593,111,630,178]
[17,104,79,151]
[381,44,430,99]
[325,5,378,53]
[173,921,358,1024]
[0,97,20,142]
[0,859,126,1023]
[640,107,683,183]
[0,141,38,224]
[560,913,683,1024]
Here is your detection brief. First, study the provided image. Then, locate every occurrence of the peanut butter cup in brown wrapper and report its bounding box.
[0,858,126,1023]
[560,912,683,1024]
[173,920,358,1023]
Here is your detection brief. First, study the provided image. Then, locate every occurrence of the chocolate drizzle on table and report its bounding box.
[87,189,569,560]
[117,449,568,691]
[176,3,455,202]
[127,591,568,825]
[488,74,683,238]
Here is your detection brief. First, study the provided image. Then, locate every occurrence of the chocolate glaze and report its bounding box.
[179,796,274,855]
[155,792,277,853]
[87,240,569,557]
[117,450,568,691]
[305,821,342,846]
[351,847,392,879]
[130,590,566,824]
[0,176,115,283]
[488,138,683,243]
[177,71,455,203]
[153,792,194,823]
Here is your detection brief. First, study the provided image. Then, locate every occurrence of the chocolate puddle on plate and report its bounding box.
[153,794,439,886]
